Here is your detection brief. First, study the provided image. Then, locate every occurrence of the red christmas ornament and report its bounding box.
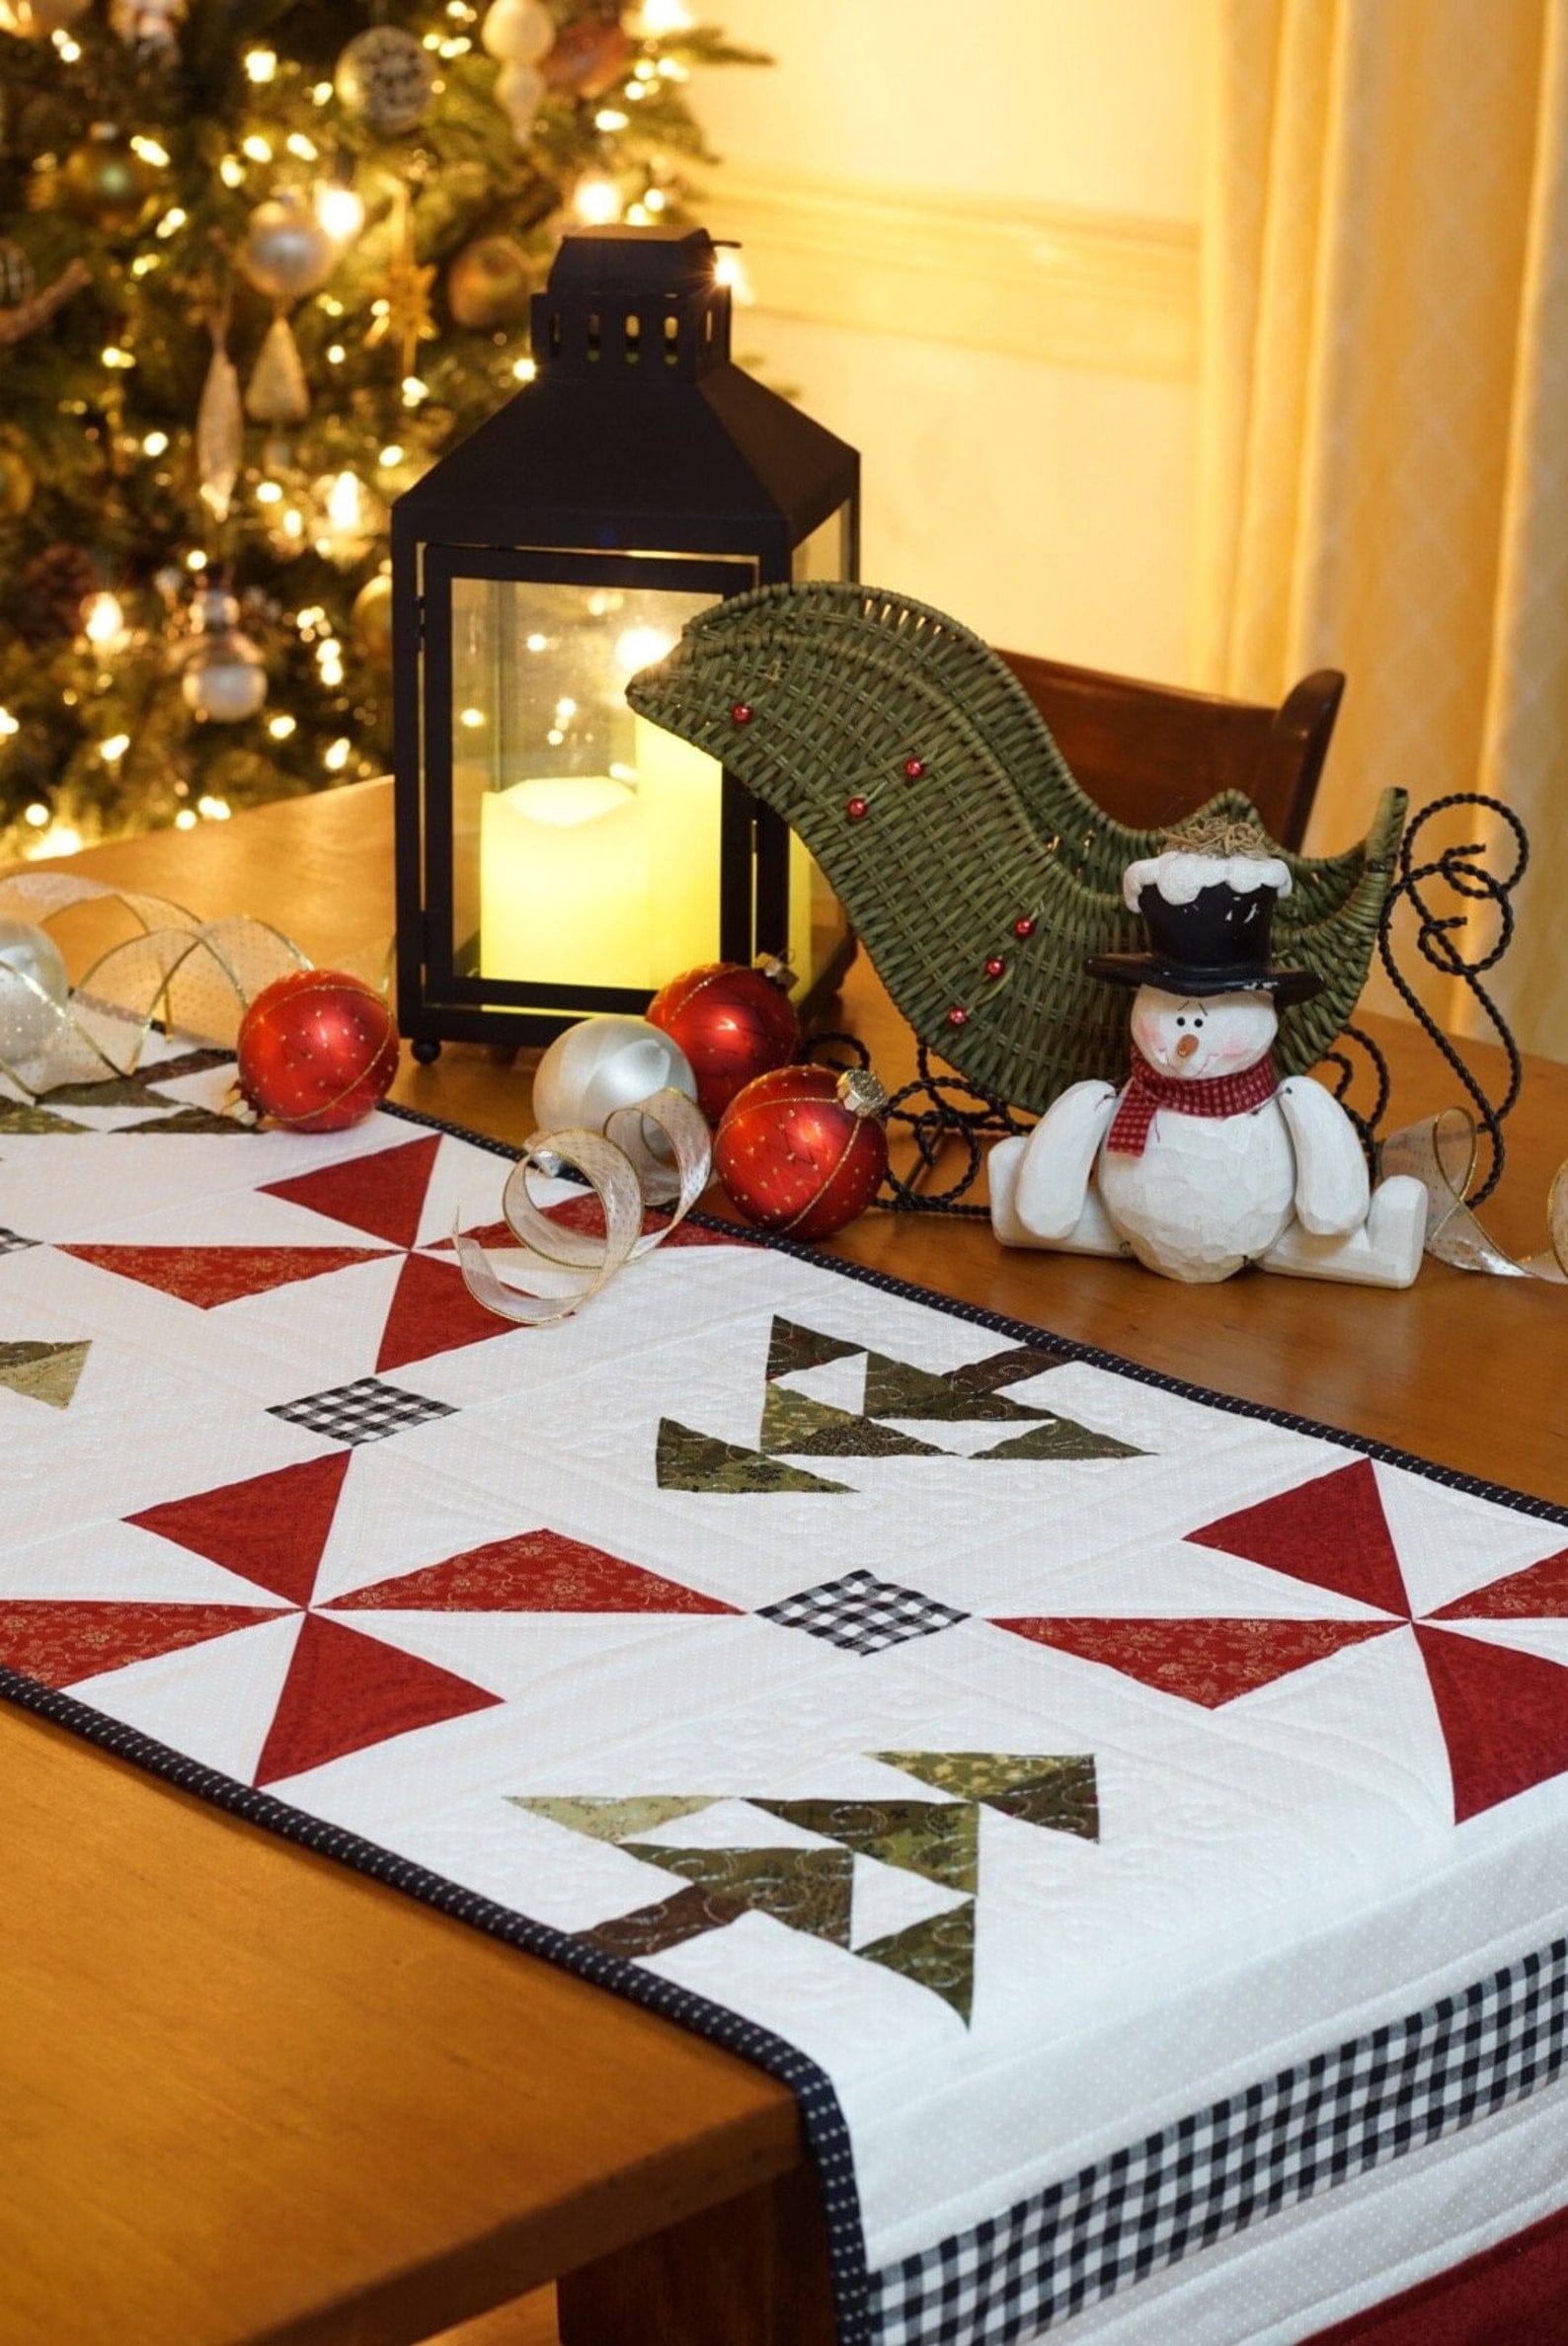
[236,968,399,1133]
[1013,915,1037,940]
[647,960,800,1124]
[845,796,869,821]
[984,956,1006,979]
[902,757,925,780]
[715,1065,889,1240]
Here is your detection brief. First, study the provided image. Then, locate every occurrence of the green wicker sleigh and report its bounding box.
[627,582,1406,1117]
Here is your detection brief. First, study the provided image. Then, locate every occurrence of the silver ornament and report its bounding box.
[532,1014,697,1155]
[180,590,268,723]
[335,26,437,138]
[196,328,243,523]
[494,59,545,143]
[481,0,553,64]
[241,189,336,304]
[0,917,70,1065]
[244,311,310,427]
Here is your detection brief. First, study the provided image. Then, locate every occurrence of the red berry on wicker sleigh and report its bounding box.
[715,1064,889,1239]
[236,968,399,1133]
[647,959,801,1125]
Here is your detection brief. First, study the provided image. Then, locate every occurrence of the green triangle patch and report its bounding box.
[977,1418,1144,1461]
[876,1751,1099,1840]
[766,1316,866,1382]
[0,1339,90,1410]
[40,1074,167,1108]
[621,1842,853,1945]
[0,1102,86,1134]
[587,1881,746,1959]
[126,1106,251,1135]
[950,1344,1070,1394]
[859,1898,976,2021]
[760,1385,947,1460]
[511,1795,717,1844]
[657,1418,850,1494]
[753,1797,978,1894]
[861,1350,1049,1424]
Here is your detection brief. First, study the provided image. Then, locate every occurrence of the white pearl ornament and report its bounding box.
[531,1015,697,1168]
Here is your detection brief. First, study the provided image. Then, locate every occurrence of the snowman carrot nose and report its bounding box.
[1175,1033,1200,1060]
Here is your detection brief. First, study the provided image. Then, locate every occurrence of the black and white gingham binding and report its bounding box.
[870,1937,1568,2345]
[760,1568,970,1656]
[268,1376,456,1446]
[9,1087,1568,2346]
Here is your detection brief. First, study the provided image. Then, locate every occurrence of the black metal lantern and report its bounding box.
[391,224,860,1059]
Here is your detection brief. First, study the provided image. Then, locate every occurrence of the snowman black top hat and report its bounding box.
[1085,815,1323,1005]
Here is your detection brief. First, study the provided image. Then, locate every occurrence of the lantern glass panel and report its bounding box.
[449,576,722,998]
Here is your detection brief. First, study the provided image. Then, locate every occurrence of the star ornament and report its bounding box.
[367,247,438,381]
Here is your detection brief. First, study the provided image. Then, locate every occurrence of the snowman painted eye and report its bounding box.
[1175,1015,1186,1027]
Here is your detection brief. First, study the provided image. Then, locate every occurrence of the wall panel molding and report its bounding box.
[705,168,1199,381]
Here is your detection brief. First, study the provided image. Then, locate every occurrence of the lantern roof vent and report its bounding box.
[531,223,731,379]
[392,224,856,563]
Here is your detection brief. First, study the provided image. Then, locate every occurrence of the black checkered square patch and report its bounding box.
[268,1377,456,1447]
[759,1569,968,1655]
[0,1227,38,1255]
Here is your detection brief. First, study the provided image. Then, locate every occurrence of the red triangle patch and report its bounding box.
[1415,1622,1568,1821]
[253,1611,500,1785]
[263,1134,441,1249]
[128,1452,350,1605]
[61,1244,386,1307]
[994,1613,1395,1705]
[0,1599,277,1688]
[376,1251,518,1373]
[330,1527,740,1614]
[1429,1548,1568,1620]
[1187,1458,1409,1617]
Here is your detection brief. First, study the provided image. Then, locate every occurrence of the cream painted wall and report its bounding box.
[697,0,1203,220]
[694,0,1206,678]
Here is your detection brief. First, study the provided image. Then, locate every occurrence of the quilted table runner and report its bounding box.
[6,1038,1568,2346]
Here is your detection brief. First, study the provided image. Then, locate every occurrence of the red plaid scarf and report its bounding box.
[1105,1050,1279,1158]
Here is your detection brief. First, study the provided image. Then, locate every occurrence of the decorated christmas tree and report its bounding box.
[0,0,762,862]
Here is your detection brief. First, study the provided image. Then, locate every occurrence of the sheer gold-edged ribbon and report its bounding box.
[1380,1109,1567,1285]
[0,870,304,1095]
[454,1086,713,1327]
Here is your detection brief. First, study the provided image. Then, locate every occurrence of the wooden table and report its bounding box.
[6,779,1565,2346]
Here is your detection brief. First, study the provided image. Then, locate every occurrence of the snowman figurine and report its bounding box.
[989,829,1428,1287]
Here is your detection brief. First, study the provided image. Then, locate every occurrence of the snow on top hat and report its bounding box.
[1084,814,1323,1004]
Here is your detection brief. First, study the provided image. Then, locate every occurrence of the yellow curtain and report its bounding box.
[1198,0,1568,1055]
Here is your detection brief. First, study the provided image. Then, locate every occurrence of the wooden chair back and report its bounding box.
[996,649,1344,851]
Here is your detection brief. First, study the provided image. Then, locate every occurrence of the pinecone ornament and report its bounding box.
[15,544,98,646]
